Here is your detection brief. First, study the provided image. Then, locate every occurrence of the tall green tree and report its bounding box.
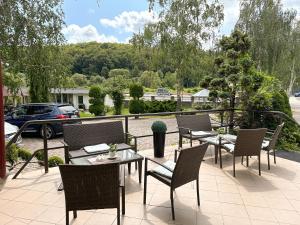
[3,72,25,105]
[0,0,65,102]
[131,0,223,110]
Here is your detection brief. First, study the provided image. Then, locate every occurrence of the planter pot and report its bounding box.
[153,132,166,158]
[109,151,116,158]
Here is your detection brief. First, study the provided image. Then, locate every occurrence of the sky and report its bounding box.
[63,0,300,45]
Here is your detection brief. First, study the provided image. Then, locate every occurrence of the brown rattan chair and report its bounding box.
[262,123,284,170]
[221,128,267,177]
[143,143,209,220]
[59,163,124,225]
[176,114,217,148]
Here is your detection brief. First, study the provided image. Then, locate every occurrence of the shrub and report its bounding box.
[6,143,19,165]
[89,85,106,116]
[193,103,213,110]
[129,83,144,100]
[48,156,64,167]
[35,150,44,161]
[151,121,167,133]
[110,90,124,115]
[18,148,32,161]
[144,100,176,113]
[129,99,145,114]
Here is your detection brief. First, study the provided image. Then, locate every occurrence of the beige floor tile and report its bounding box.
[57,211,94,225]
[34,206,65,224]
[246,206,277,222]
[289,200,300,212]
[14,203,48,220]
[29,221,54,225]
[221,203,248,218]
[196,212,223,225]
[0,212,13,224]
[0,188,27,200]
[217,183,240,194]
[85,212,116,225]
[282,190,300,201]
[112,216,141,225]
[123,202,147,219]
[272,209,300,225]
[265,197,294,211]
[199,190,219,202]
[197,200,222,215]
[33,192,62,206]
[251,220,279,225]
[219,192,243,204]
[172,208,197,225]
[144,206,171,223]
[140,219,169,225]
[223,215,252,225]
[14,190,44,203]
[241,195,268,207]
[6,219,30,225]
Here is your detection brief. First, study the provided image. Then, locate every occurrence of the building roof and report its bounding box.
[51,88,89,94]
[3,86,29,97]
[193,89,209,97]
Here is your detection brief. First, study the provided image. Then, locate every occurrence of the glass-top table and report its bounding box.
[70,149,144,183]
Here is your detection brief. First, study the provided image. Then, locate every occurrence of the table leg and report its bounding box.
[128,163,131,174]
[214,145,218,164]
[219,146,223,169]
[138,160,142,184]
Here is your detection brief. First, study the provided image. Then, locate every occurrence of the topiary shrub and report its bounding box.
[110,90,124,115]
[151,121,167,133]
[6,143,19,166]
[89,85,106,116]
[129,83,144,100]
[35,150,45,161]
[48,156,64,167]
[18,148,32,161]
[129,99,145,114]
[144,100,176,113]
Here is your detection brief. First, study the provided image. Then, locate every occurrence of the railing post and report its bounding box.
[0,60,6,179]
[42,124,49,173]
[125,116,129,144]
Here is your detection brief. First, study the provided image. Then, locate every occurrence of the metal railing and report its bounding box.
[5,108,299,179]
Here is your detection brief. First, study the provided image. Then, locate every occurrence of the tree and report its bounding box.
[132,0,223,110]
[129,83,145,115]
[139,71,161,89]
[129,83,144,100]
[0,0,65,102]
[237,0,299,93]
[3,72,25,106]
[162,72,177,89]
[108,69,130,78]
[110,90,124,115]
[89,75,105,86]
[72,73,88,87]
[88,86,106,116]
[101,66,109,78]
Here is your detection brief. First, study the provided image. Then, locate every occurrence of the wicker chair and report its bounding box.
[176,114,217,148]
[59,163,124,225]
[262,123,284,170]
[221,128,267,177]
[143,143,209,220]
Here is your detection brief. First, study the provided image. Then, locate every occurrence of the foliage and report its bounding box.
[109,69,130,78]
[151,121,167,133]
[144,100,177,113]
[162,72,177,89]
[35,151,44,161]
[129,83,144,100]
[18,148,32,161]
[109,144,117,153]
[129,99,145,114]
[3,72,25,105]
[6,144,19,166]
[48,156,64,167]
[132,0,223,110]
[0,0,66,102]
[72,73,88,87]
[139,71,161,89]
[193,103,213,110]
[110,90,124,115]
[89,75,105,86]
[88,86,106,116]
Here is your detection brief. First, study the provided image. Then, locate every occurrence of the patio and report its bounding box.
[1,145,300,225]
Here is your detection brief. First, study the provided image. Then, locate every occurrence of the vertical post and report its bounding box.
[0,61,6,178]
[125,116,128,144]
[42,124,48,173]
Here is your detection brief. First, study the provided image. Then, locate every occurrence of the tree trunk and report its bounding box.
[287,51,296,96]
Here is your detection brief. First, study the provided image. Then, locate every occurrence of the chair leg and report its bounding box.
[267,151,270,170]
[258,154,261,176]
[128,163,131,174]
[273,149,276,164]
[179,135,182,148]
[219,146,223,169]
[214,145,218,164]
[135,161,137,170]
[174,150,178,162]
[241,156,243,165]
[170,190,175,220]
[190,139,192,147]
[117,206,120,225]
[246,156,249,167]
[143,159,148,204]
[196,179,200,206]
[122,186,125,215]
[66,210,69,225]
[233,156,236,177]
[73,210,77,218]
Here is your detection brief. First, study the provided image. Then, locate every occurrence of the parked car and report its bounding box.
[295,92,300,97]
[157,88,171,96]
[5,122,22,144]
[5,103,80,139]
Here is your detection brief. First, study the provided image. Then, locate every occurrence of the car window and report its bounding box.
[58,105,76,114]
[27,105,54,115]
[15,106,27,116]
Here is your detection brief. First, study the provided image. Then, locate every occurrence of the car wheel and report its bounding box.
[40,125,55,139]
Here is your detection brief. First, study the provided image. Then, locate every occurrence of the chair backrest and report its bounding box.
[267,122,284,150]
[172,143,209,189]
[234,128,267,157]
[63,121,124,150]
[176,114,212,134]
[59,163,119,211]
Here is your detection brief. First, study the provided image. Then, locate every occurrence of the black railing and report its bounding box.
[5,108,299,179]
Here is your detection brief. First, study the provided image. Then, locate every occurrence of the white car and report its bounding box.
[5,122,22,144]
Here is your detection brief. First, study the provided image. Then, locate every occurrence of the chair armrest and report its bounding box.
[60,140,69,147]
[219,135,235,144]
[145,157,174,173]
[177,126,192,132]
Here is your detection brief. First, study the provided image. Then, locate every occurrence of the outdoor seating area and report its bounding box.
[1,144,300,225]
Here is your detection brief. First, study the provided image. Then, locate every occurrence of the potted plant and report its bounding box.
[151,121,167,157]
[109,144,117,158]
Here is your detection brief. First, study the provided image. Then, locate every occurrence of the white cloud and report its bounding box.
[100,10,158,33]
[62,24,119,44]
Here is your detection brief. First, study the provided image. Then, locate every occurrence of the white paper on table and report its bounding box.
[191,131,210,136]
[84,143,110,153]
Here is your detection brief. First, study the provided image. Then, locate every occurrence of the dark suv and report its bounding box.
[5,103,80,139]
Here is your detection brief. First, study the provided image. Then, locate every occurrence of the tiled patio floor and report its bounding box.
[1,145,300,225]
